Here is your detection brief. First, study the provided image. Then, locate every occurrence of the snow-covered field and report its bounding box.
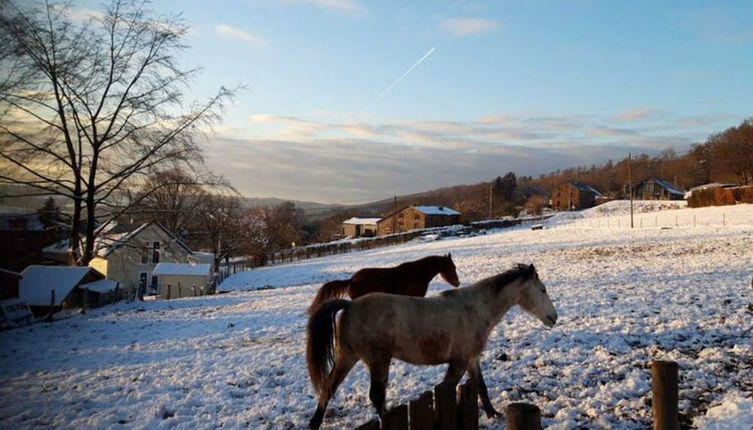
[2,203,752,429]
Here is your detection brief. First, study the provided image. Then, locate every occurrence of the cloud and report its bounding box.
[441,18,500,37]
[281,0,363,15]
[215,24,265,48]
[615,108,664,122]
[205,110,739,202]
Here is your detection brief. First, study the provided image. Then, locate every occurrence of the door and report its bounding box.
[150,275,159,295]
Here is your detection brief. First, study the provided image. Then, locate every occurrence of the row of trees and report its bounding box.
[0,0,233,264]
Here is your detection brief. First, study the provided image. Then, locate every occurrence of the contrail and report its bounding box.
[367,47,437,108]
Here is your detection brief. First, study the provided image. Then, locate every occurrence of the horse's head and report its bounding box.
[515,264,557,327]
[439,253,460,287]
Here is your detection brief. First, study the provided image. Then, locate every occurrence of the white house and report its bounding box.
[86,221,197,297]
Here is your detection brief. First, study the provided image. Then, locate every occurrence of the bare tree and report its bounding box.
[0,0,233,264]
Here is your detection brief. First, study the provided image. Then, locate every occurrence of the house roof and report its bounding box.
[413,206,461,216]
[0,268,22,280]
[97,221,193,258]
[80,279,119,293]
[343,217,382,225]
[0,213,45,231]
[19,265,96,306]
[688,182,737,192]
[643,178,684,196]
[152,263,211,277]
[569,181,602,196]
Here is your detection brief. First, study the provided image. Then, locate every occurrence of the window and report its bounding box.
[398,213,404,219]
[140,245,149,264]
[414,213,420,220]
[152,241,160,263]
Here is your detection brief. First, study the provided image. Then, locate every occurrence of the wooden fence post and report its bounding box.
[167,284,172,300]
[383,404,409,430]
[45,289,55,322]
[652,360,679,430]
[409,391,434,430]
[434,382,458,430]
[355,418,380,430]
[81,287,87,314]
[505,403,541,430]
[458,381,479,430]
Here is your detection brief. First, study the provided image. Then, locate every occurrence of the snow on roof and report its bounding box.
[651,178,684,196]
[152,263,211,277]
[80,279,119,293]
[413,206,461,216]
[570,181,603,196]
[342,217,381,225]
[19,266,93,306]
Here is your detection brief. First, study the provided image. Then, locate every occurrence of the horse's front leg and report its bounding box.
[467,358,501,418]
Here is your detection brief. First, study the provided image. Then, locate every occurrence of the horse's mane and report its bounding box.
[441,264,535,297]
[471,264,536,293]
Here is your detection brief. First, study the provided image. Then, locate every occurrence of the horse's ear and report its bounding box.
[447,253,451,259]
[527,264,536,278]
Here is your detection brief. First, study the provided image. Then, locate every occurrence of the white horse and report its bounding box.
[306,263,558,429]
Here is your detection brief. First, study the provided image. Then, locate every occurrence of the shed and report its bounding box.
[342,217,381,238]
[80,279,120,308]
[152,263,212,299]
[19,265,103,314]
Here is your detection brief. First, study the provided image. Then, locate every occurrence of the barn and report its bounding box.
[377,206,461,235]
[551,181,602,211]
[633,178,684,200]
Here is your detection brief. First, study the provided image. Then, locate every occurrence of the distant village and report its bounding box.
[2,173,751,329]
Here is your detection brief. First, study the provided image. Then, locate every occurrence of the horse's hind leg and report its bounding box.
[442,358,467,387]
[467,358,500,418]
[366,360,390,417]
[309,353,357,430]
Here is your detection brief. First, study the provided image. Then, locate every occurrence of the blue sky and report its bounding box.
[81,0,753,203]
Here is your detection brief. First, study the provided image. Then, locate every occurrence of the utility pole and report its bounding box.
[628,153,634,228]
[392,195,397,234]
[488,184,493,220]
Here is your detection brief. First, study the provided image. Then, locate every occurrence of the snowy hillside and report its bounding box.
[1,205,752,429]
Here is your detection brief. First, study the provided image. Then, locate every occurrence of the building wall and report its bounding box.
[635,180,684,200]
[93,225,194,296]
[377,207,459,235]
[158,274,210,299]
[552,184,597,210]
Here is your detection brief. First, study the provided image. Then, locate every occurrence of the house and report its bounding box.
[551,182,602,211]
[633,178,684,200]
[376,206,461,236]
[18,265,106,315]
[0,268,22,300]
[0,268,31,328]
[86,221,197,297]
[342,217,381,238]
[0,211,57,272]
[152,263,212,299]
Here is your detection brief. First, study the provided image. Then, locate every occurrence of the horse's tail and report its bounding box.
[306,299,350,395]
[307,280,351,315]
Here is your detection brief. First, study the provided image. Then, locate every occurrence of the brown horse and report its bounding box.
[306,254,460,314]
[305,264,557,429]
